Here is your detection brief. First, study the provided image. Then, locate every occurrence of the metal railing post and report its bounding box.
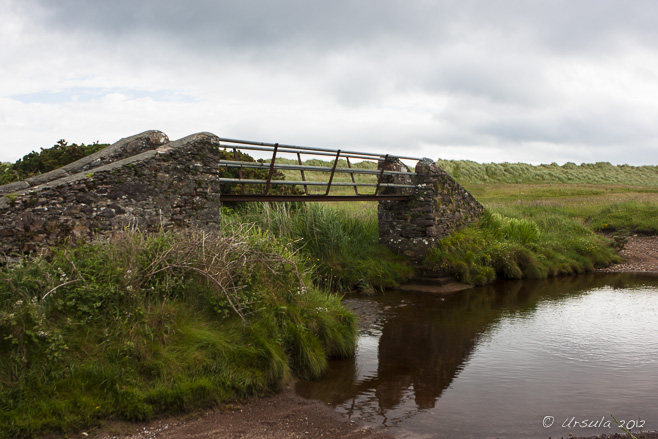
[297,152,309,195]
[325,150,341,196]
[264,143,279,196]
[346,157,359,195]
[374,154,389,196]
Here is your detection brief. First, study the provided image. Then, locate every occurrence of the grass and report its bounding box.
[224,202,413,292]
[423,209,620,285]
[0,227,357,438]
[223,158,658,288]
[418,161,658,284]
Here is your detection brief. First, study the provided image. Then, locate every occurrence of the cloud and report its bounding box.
[3,0,658,165]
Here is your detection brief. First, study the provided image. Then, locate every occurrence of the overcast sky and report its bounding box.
[2,0,658,165]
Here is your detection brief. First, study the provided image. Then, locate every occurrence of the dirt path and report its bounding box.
[89,236,658,439]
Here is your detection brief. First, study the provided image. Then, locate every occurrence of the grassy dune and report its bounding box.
[437,159,658,186]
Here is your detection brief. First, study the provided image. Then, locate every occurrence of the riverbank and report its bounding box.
[596,235,658,273]
[87,236,658,439]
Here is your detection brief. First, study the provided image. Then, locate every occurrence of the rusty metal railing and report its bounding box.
[216,137,420,202]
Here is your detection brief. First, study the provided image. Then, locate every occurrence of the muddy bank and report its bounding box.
[92,386,392,439]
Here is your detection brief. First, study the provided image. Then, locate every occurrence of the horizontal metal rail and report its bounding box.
[217,136,422,161]
[219,160,416,176]
[217,178,415,188]
[219,194,411,202]
[216,137,420,201]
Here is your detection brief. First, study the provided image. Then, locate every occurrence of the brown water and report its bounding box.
[296,274,658,439]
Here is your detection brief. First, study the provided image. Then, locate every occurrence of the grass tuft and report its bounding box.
[0,228,357,438]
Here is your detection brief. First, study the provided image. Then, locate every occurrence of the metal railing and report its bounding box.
[216,137,421,202]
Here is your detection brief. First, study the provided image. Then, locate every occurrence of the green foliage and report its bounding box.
[0,228,356,438]
[227,202,413,292]
[425,209,621,285]
[0,140,110,185]
[437,159,658,187]
[217,150,303,197]
[590,201,658,235]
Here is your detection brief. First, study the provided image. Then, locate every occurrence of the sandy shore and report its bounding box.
[89,236,658,439]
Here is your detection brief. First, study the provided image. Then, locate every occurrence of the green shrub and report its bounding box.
[0,140,110,185]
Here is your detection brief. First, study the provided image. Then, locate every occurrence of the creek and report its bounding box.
[296,274,658,439]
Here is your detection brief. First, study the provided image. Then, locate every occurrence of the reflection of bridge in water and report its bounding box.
[296,274,643,428]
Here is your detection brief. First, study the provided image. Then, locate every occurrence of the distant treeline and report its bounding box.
[436,159,658,186]
[0,139,109,185]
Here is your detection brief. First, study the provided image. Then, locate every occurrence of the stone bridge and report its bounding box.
[0,131,483,262]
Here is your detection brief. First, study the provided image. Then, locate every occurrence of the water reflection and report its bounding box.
[296,274,658,438]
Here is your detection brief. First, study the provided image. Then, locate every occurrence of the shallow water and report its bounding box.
[296,274,658,439]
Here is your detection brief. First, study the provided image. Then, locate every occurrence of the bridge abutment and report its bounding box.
[378,158,484,263]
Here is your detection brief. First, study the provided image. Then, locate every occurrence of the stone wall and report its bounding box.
[0,130,169,196]
[1,131,483,262]
[0,132,224,256]
[378,158,484,262]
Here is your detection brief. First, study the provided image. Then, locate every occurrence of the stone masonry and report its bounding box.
[0,131,224,256]
[1,131,483,262]
[0,131,169,196]
[378,158,484,262]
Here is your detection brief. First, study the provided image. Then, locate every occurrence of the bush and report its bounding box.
[0,140,109,185]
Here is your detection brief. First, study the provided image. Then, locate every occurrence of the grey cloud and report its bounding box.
[33,0,658,55]
[21,0,658,70]
[8,0,658,165]
[28,0,449,52]
[480,107,655,147]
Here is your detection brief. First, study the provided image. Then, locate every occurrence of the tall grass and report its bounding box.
[0,227,356,438]
[425,210,621,285]
[437,159,658,186]
[225,202,413,291]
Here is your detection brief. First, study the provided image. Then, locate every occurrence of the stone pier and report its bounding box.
[378,158,484,262]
